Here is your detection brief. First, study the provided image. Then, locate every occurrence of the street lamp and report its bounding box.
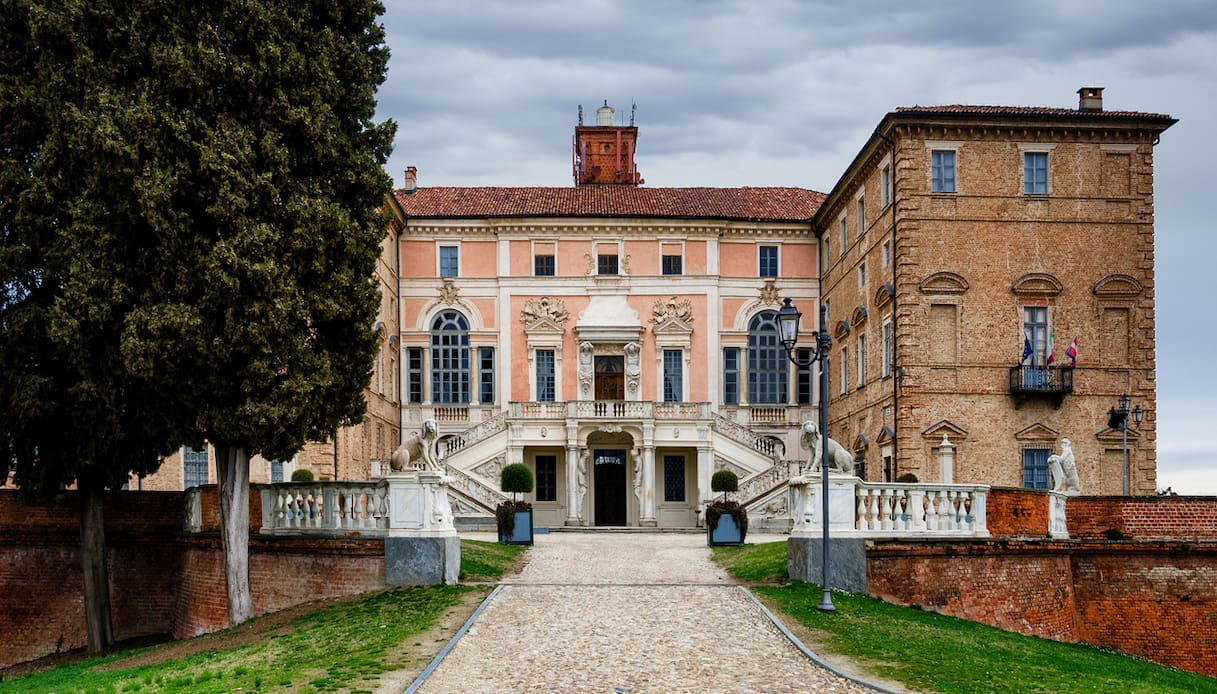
[776,297,835,613]
[1107,394,1144,495]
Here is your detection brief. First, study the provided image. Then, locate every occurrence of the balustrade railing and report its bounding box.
[445,465,509,513]
[259,482,390,534]
[737,464,790,503]
[711,413,781,460]
[442,410,509,458]
[851,481,989,536]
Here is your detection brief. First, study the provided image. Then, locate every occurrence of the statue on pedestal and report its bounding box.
[390,419,440,472]
[799,420,854,475]
[1049,438,1081,495]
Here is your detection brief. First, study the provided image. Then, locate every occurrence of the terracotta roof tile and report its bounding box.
[896,104,1174,121]
[393,186,824,222]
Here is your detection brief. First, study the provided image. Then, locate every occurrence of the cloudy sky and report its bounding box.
[374,0,1217,494]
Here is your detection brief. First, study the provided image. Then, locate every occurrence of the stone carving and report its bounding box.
[800,420,855,475]
[390,419,440,472]
[439,278,459,305]
[576,449,589,517]
[1049,438,1081,495]
[520,296,570,326]
[756,495,788,519]
[578,341,594,398]
[625,342,641,395]
[449,496,484,517]
[599,424,623,433]
[473,455,507,482]
[430,477,454,526]
[632,447,643,509]
[759,279,780,306]
[651,296,694,326]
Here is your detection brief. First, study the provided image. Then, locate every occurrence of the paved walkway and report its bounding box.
[413,533,873,693]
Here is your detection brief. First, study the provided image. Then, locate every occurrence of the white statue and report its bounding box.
[1049,438,1080,495]
[800,420,855,475]
[390,419,440,472]
[578,341,594,398]
[576,449,589,517]
[632,446,643,507]
[624,342,641,396]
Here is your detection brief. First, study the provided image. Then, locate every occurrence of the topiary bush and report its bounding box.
[896,472,919,483]
[711,469,739,498]
[500,463,534,500]
[707,468,747,542]
[291,468,314,482]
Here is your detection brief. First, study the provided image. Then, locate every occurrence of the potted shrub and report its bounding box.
[497,463,534,545]
[706,469,747,546]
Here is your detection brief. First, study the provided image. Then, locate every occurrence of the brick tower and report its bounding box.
[572,101,643,186]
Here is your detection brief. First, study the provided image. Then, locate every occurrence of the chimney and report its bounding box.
[1077,87,1104,111]
[403,166,417,193]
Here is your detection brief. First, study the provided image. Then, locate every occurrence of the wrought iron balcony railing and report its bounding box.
[1009,365,1073,401]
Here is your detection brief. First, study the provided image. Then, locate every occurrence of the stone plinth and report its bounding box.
[787,535,867,593]
[789,473,858,533]
[383,471,459,585]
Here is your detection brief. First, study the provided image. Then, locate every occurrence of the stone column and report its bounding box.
[696,445,711,527]
[565,443,582,526]
[641,444,656,526]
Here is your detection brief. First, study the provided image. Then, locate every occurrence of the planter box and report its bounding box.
[498,508,534,545]
[707,511,744,546]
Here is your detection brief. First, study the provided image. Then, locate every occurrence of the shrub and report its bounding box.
[500,463,534,498]
[291,468,314,482]
[896,472,919,483]
[711,469,739,495]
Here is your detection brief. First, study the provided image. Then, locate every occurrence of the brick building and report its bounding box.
[815,87,1175,494]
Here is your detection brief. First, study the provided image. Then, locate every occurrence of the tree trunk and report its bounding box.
[79,486,113,653]
[215,442,253,625]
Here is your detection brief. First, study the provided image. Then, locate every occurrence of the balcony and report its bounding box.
[1009,365,1073,407]
[507,401,712,420]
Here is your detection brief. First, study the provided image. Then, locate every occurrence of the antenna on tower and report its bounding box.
[630,101,636,126]
[578,104,583,126]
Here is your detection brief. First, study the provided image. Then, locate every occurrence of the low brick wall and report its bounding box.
[1066,495,1217,540]
[867,539,1217,678]
[985,487,1053,538]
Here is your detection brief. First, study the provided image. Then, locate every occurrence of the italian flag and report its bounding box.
[1045,330,1055,365]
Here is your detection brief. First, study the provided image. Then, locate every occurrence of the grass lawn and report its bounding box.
[0,537,528,693]
[714,541,1217,694]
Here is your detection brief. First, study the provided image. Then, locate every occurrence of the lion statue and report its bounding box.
[390,419,440,472]
[799,420,855,475]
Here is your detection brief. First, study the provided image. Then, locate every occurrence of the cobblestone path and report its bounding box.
[414,533,874,693]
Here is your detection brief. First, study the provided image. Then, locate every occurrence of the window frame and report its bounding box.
[880,164,891,207]
[478,347,495,405]
[758,245,779,278]
[1022,446,1051,489]
[535,455,558,502]
[796,348,813,405]
[662,349,684,403]
[430,310,470,404]
[534,254,555,276]
[661,254,683,276]
[535,348,556,402]
[1023,151,1049,195]
[183,445,209,489]
[438,244,460,278]
[747,311,788,405]
[406,347,423,404]
[857,334,866,387]
[856,196,866,237]
[663,455,686,503]
[723,346,740,405]
[931,149,957,193]
[881,319,893,378]
[839,346,849,395]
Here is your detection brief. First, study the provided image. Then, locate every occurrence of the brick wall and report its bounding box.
[1066,495,1217,540]
[985,487,1052,538]
[868,539,1217,678]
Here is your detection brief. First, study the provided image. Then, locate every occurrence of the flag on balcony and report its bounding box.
[1066,337,1079,367]
[1021,333,1032,364]
[1045,330,1055,365]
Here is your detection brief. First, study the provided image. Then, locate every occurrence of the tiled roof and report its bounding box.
[895,104,1175,121]
[393,186,824,222]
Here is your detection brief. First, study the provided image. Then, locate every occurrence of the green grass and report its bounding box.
[711,540,788,583]
[0,585,476,694]
[712,541,1217,693]
[459,538,527,580]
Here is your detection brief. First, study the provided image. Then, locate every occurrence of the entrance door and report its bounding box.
[594,449,627,526]
[595,356,624,400]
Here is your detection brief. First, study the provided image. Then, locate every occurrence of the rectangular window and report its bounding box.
[758,245,779,277]
[597,253,619,275]
[534,254,555,276]
[881,165,891,207]
[439,245,459,277]
[1024,151,1048,194]
[882,240,891,267]
[723,347,739,405]
[535,455,557,502]
[857,197,866,236]
[859,261,867,288]
[479,347,495,405]
[857,335,867,386]
[407,347,423,404]
[183,445,208,489]
[536,349,555,402]
[840,346,849,395]
[931,150,956,193]
[662,254,683,275]
[838,219,847,256]
[663,455,686,502]
[822,239,831,270]
[270,459,285,483]
[796,348,813,405]
[663,349,683,402]
[1023,447,1050,489]
[1023,306,1049,366]
[882,320,892,378]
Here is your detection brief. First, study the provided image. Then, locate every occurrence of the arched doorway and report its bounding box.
[585,430,635,526]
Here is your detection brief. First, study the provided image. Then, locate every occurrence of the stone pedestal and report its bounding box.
[789,474,858,533]
[383,471,459,586]
[787,535,867,593]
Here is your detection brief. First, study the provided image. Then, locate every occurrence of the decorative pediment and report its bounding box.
[1013,422,1060,441]
[874,284,894,309]
[650,297,694,334]
[851,306,869,328]
[1092,273,1144,298]
[922,419,969,439]
[834,319,851,340]
[520,297,570,334]
[759,279,781,306]
[853,433,870,453]
[876,425,895,446]
[919,272,970,294]
[1011,273,1063,297]
[1095,426,1141,444]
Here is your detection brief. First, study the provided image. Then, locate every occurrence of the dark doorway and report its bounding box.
[595,356,624,400]
[594,449,627,525]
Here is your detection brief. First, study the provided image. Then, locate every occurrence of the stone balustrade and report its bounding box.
[791,475,991,538]
[506,400,713,420]
[259,481,391,534]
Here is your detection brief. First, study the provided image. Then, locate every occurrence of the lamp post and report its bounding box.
[776,297,835,613]
[1107,394,1144,495]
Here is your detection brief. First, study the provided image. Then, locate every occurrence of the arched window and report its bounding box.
[430,311,470,404]
[748,311,787,404]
